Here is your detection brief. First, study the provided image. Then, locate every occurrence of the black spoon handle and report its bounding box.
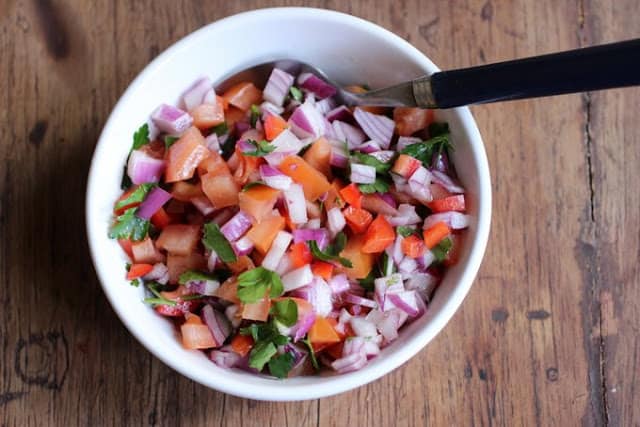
[419,38,640,109]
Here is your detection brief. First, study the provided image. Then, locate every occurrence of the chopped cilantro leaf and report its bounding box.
[243,139,275,157]
[130,278,140,287]
[397,226,418,238]
[115,183,155,210]
[143,281,176,306]
[289,86,303,102]
[400,133,452,168]
[308,232,352,268]
[108,208,150,241]
[237,267,284,303]
[202,222,237,263]
[301,337,319,371]
[351,152,394,174]
[242,181,267,192]
[210,122,228,136]
[132,123,150,151]
[268,352,295,379]
[164,135,179,150]
[358,177,390,194]
[248,341,278,371]
[270,298,298,327]
[178,270,217,285]
[250,104,261,128]
[431,237,453,262]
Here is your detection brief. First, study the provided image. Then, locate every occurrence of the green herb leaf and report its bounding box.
[289,86,303,102]
[270,298,298,327]
[164,135,179,150]
[237,267,284,303]
[115,183,155,210]
[178,270,217,285]
[268,352,295,379]
[143,281,176,306]
[308,233,353,268]
[380,252,395,276]
[301,337,319,371]
[248,341,278,371]
[130,278,140,287]
[400,133,451,167]
[242,181,267,192]
[211,122,229,136]
[244,139,276,157]
[121,166,133,190]
[351,152,394,174]
[397,226,417,238]
[108,208,150,241]
[357,269,376,292]
[358,177,390,194]
[250,104,261,128]
[202,222,237,263]
[431,237,453,262]
[428,122,450,137]
[132,123,150,151]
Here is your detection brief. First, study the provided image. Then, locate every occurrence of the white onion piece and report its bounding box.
[233,236,255,257]
[263,68,295,106]
[260,164,292,190]
[127,150,165,185]
[151,104,193,135]
[350,164,376,184]
[431,170,465,194]
[396,136,421,151]
[315,97,336,115]
[288,100,326,139]
[387,203,422,227]
[225,305,242,328]
[327,207,346,237]
[182,77,214,111]
[262,231,292,270]
[350,317,378,338]
[332,120,366,149]
[423,212,471,230]
[387,291,420,317]
[282,265,313,292]
[353,108,395,149]
[205,133,220,152]
[405,273,438,302]
[260,101,284,118]
[408,166,433,203]
[143,263,169,285]
[275,254,294,276]
[284,183,308,224]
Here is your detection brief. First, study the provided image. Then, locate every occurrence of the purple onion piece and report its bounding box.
[151,104,193,134]
[137,186,172,219]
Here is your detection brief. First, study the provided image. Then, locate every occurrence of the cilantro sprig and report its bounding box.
[115,183,155,210]
[202,222,237,263]
[289,86,303,102]
[240,322,291,373]
[249,104,261,128]
[108,208,150,241]
[243,139,275,157]
[431,237,453,262]
[178,270,218,285]
[400,123,452,168]
[268,353,295,379]
[351,152,394,174]
[143,281,176,306]
[236,267,284,303]
[358,177,390,194]
[307,232,352,268]
[270,298,298,327]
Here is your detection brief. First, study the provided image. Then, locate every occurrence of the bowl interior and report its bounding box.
[86,7,491,401]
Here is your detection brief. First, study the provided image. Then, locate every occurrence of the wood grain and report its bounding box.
[1,0,639,425]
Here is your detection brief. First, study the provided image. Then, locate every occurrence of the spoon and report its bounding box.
[216,38,640,109]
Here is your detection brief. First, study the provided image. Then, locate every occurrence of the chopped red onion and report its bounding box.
[361,194,398,216]
[377,309,408,342]
[225,304,242,328]
[297,73,337,99]
[344,294,378,309]
[408,166,433,203]
[291,308,317,342]
[356,140,381,153]
[342,336,365,356]
[369,150,396,164]
[353,108,395,149]
[137,187,171,219]
[260,101,285,118]
[387,291,420,317]
[205,133,220,152]
[350,317,378,337]
[350,164,376,184]
[398,257,418,275]
[384,235,404,266]
[405,273,438,302]
[416,250,436,271]
[326,105,353,123]
[207,250,218,272]
[232,235,255,257]
[315,97,336,115]
[291,278,333,317]
[292,228,329,250]
[378,192,397,209]
[220,210,252,242]
[127,150,165,185]
[283,183,308,224]
[303,218,321,229]
[332,121,366,149]
[387,203,422,226]
[203,88,217,105]
[423,212,471,230]
[151,104,193,135]
[185,277,220,296]
[275,254,294,276]
[327,207,346,236]
[182,77,214,111]
[264,150,295,167]
[331,352,367,373]
[328,274,350,295]
[260,164,292,190]
[396,136,421,152]
[329,144,349,168]
[263,68,295,106]
[374,273,404,311]
[210,347,242,368]
[235,121,251,136]
[432,151,450,173]
[143,263,169,285]
[282,265,313,292]
[201,305,231,346]
[191,196,215,216]
[288,100,326,139]
[431,170,465,194]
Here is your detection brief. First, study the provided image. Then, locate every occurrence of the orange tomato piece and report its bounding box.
[190,99,225,130]
[131,237,164,264]
[401,234,426,258]
[311,261,334,280]
[165,127,209,183]
[241,297,271,322]
[278,156,332,201]
[230,334,254,357]
[224,106,245,128]
[222,82,262,111]
[423,221,451,249]
[245,215,286,254]
[238,184,280,222]
[150,207,171,229]
[216,278,240,304]
[427,195,466,213]
[181,323,217,349]
[393,107,434,136]
[362,215,395,253]
[197,149,231,177]
[264,114,288,141]
[201,171,240,209]
[302,137,332,179]
[156,224,201,256]
[118,239,134,259]
[343,206,373,234]
[126,263,154,280]
[308,316,341,344]
[171,181,204,202]
[289,242,312,268]
[339,183,362,209]
[339,234,374,279]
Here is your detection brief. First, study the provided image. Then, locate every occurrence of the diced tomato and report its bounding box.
[339,183,362,209]
[171,181,204,202]
[289,242,312,268]
[392,154,421,179]
[430,183,453,200]
[201,171,240,209]
[323,180,345,211]
[362,215,395,253]
[308,316,341,344]
[245,215,286,254]
[131,237,164,264]
[226,255,255,274]
[118,239,134,259]
[233,151,263,186]
[343,206,373,234]
[238,185,279,222]
[339,234,374,279]
[156,224,201,256]
[221,82,262,111]
[311,261,334,280]
[325,342,344,359]
[264,114,288,141]
[155,298,202,317]
[224,106,245,128]
[427,194,466,213]
[393,107,434,136]
[181,322,217,349]
[215,278,240,304]
[166,252,206,284]
[190,99,225,130]
[230,334,254,357]
[444,233,464,267]
[126,263,153,280]
[198,149,231,177]
[241,297,271,322]
[150,207,171,229]
[423,221,451,249]
[165,127,210,183]
[401,234,426,258]
[278,156,332,201]
[302,138,332,179]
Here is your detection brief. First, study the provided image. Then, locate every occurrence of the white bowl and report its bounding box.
[86,7,491,401]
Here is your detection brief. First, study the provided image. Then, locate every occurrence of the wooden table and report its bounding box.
[1,1,638,425]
